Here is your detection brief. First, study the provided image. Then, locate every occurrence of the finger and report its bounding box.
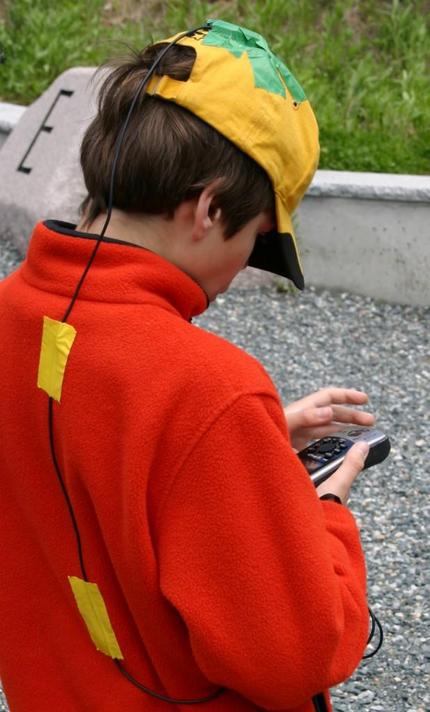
[330,405,375,425]
[284,388,369,415]
[312,388,370,407]
[297,423,352,444]
[285,406,333,431]
[283,397,314,414]
[284,391,333,413]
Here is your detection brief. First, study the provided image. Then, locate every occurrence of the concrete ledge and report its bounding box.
[307,169,430,203]
[1,99,429,306]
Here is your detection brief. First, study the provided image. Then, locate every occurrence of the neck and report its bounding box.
[77,208,212,301]
[76,209,166,251]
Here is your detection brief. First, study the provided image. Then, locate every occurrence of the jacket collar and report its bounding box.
[21,221,209,321]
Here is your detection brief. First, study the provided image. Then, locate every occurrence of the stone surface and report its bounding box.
[0,68,97,253]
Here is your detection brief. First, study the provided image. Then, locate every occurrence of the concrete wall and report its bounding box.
[1,97,429,306]
[297,172,430,307]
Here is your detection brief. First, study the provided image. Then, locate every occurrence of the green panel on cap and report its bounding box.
[203,19,307,102]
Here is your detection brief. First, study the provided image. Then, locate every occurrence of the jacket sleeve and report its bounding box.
[157,393,368,710]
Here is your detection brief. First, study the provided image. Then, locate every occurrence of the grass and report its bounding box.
[0,0,429,174]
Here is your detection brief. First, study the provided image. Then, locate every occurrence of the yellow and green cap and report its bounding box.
[146,19,320,289]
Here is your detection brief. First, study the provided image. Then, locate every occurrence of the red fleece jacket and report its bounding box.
[0,221,368,712]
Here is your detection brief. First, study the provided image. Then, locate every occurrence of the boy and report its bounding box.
[0,19,374,712]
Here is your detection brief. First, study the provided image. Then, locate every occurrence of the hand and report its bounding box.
[283,387,375,452]
[316,441,370,503]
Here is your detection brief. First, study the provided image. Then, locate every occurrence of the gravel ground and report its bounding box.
[0,238,429,712]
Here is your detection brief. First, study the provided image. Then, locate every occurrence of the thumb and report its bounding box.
[317,441,369,503]
[346,441,370,471]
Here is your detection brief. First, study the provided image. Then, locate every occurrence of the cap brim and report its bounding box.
[247,197,305,290]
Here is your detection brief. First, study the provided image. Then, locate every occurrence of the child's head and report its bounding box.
[80,20,319,292]
[80,41,274,238]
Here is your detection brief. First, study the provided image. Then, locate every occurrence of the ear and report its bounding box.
[191,183,222,242]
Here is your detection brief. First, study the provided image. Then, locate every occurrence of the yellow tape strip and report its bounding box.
[68,576,124,660]
[37,317,77,402]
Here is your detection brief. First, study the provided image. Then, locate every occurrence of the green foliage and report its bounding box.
[0,0,429,174]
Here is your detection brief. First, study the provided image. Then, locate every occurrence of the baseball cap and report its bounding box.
[146,19,319,289]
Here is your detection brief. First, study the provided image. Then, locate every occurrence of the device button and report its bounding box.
[318,442,334,453]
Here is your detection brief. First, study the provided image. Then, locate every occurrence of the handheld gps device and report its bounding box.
[298,426,391,487]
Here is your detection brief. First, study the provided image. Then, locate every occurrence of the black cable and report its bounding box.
[48,397,88,581]
[114,660,226,705]
[49,392,224,703]
[366,606,376,645]
[312,605,383,710]
[363,608,384,659]
[312,692,329,712]
[49,21,226,705]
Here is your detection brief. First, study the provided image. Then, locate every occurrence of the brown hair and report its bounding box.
[80,42,274,237]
